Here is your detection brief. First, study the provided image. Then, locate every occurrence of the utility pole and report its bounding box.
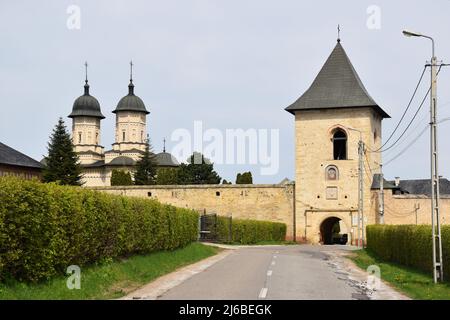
[403,29,444,283]
[379,163,384,224]
[430,46,444,283]
[358,139,365,247]
[346,126,364,248]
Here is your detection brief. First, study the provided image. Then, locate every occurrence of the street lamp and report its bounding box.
[345,126,364,248]
[403,29,443,283]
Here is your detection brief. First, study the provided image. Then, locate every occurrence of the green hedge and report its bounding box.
[366,225,450,282]
[0,177,199,282]
[216,217,286,244]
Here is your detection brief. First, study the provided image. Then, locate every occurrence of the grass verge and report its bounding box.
[0,242,220,300]
[350,249,450,300]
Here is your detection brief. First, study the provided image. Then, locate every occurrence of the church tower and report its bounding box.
[285,38,390,245]
[111,61,149,154]
[68,62,105,165]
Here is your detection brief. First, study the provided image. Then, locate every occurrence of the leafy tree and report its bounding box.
[156,168,179,185]
[134,140,157,185]
[177,152,221,184]
[222,179,232,184]
[42,117,82,185]
[111,169,133,186]
[236,171,253,184]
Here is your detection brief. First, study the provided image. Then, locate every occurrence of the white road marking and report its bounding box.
[271,261,276,266]
[259,288,268,299]
[273,255,277,259]
[267,270,273,276]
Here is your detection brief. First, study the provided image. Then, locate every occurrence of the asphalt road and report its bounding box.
[158,245,366,300]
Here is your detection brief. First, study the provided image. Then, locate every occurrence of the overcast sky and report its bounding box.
[1,0,450,183]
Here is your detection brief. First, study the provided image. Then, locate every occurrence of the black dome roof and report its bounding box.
[108,156,136,166]
[155,152,180,167]
[68,83,105,119]
[113,82,149,114]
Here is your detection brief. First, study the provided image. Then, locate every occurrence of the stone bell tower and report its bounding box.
[68,62,105,165]
[111,61,150,154]
[285,38,390,245]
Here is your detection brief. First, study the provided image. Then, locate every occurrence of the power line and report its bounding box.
[383,124,428,166]
[383,117,450,167]
[371,66,427,152]
[373,65,443,153]
[383,100,450,158]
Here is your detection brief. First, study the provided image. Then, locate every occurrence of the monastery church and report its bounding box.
[73,38,450,245]
[68,63,179,186]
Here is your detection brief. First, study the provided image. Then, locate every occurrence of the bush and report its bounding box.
[0,177,199,282]
[216,217,286,244]
[366,224,450,282]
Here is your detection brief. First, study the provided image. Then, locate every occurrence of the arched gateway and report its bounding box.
[319,216,349,245]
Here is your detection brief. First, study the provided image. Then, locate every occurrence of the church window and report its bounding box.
[332,129,347,160]
[122,131,126,142]
[78,132,82,144]
[325,165,339,180]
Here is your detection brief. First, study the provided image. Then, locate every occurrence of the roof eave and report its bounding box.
[285,104,390,118]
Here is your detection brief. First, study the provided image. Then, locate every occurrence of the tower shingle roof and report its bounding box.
[285,41,390,118]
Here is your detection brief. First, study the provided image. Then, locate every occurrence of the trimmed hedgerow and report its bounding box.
[216,216,286,244]
[0,177,198,283]
[366,224,450,282]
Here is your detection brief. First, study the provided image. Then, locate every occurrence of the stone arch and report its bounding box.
[327,124,348,138]
[318,213,351,245]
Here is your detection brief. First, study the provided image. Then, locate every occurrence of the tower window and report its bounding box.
[332,129,347,160]
[122,131,126,142]
[78,132,82,144]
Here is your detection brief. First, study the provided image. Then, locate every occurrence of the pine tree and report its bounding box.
[134,140,158,185]
[42,117,82,185]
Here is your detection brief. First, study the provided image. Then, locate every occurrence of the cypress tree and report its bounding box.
[42,117,83,185]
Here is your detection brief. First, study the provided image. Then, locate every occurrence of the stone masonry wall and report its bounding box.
[91,184,296,240]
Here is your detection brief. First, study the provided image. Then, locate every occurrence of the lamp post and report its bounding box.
[346,126,364,248]
[403,29,443,283]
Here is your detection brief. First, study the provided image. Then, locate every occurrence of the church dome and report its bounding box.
[108,156,136,166]
[113,82,149,114]
[68,82,105,119]
[155,152,180,167]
